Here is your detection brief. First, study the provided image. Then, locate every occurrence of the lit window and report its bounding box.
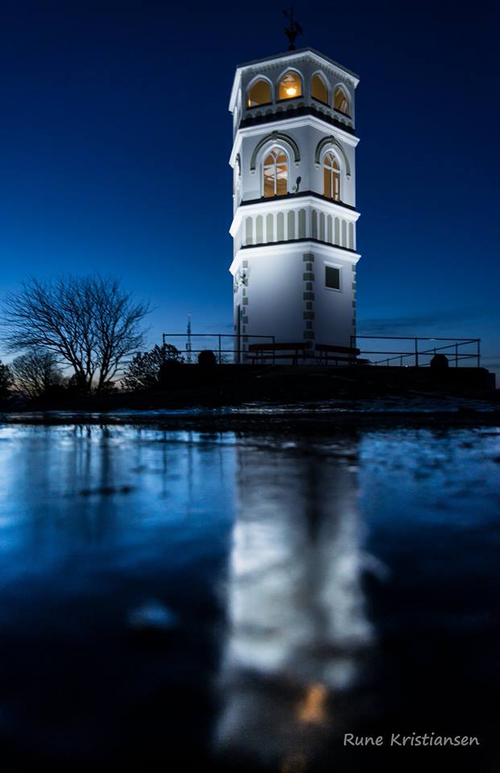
[278,71,302,100]
[263,149,288,197]
[311,74,328,104]
[325,265,340,290]
[334,86,350,116]
[323,152,340,201]
[247,79,272,107]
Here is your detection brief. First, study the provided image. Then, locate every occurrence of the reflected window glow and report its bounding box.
[334,86,350,115]
[311,74,328,104]
[279,71,302,100]
[247,79,272,108]
[297,683,327,724]
[263,149,288,197]
[323,152,341,201]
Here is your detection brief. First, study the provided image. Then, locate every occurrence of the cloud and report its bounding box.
[357,309,486,335]
[482,356,500,368]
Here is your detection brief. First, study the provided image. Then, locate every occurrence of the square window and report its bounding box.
[325,265,340,290]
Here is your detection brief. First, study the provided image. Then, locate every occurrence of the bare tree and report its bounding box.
[11,348,64,399]
[4,275,149,392]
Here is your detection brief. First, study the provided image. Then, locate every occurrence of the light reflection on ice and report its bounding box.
[215,441,376,766]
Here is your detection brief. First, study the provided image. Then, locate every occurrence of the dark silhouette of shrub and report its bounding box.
[0,361,13,400]
[123,344,182,391]
[430,354,449,369]
[159,356,183,384]
[198,350,217,369]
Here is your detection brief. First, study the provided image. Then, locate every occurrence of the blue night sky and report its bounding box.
[0,0,498,372]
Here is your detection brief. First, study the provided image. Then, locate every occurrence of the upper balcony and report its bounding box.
[241,100,356,136]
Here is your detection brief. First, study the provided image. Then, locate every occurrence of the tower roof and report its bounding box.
[236,47,359,80]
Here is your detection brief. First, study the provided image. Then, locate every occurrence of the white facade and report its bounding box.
[228,48,361,361]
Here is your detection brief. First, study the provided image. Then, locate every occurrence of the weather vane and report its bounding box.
[283,6,303,51]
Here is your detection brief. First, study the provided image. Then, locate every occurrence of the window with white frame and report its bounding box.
[263,148,288,197]
[323,152,341,201]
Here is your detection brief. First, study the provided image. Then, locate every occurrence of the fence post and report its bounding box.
[218,335,222,364]
[477,339,481,368]
[414,338,419,367]
[455,343,458,367]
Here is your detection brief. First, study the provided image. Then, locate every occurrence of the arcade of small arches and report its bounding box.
[241,208,355,251]
[247,70,351,117]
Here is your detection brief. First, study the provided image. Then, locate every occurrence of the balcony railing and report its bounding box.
[352,336,481,368]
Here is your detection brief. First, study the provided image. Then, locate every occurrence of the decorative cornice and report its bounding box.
[240,237,359,254]
[239,190,357,211]
[229,239,361,274]
[242,58,355,91]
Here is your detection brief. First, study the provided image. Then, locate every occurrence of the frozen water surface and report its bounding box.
[0,424,498,771]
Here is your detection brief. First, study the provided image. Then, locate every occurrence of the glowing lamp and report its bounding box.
[280,72,301,99]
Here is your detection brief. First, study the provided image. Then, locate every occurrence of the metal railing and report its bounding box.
[162,333,275,364]
[161,332,482,368]
[352,336,481,368]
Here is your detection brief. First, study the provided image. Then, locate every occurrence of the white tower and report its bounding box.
[229,47,360,362]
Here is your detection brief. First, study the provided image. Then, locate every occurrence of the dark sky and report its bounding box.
[0,0,498,371]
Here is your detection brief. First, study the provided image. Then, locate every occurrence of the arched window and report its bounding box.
[334,85,350,116]
[263,149,288,197]
[278,71,302,100]
[323,152,340,201]
[247,79,272,107]
[311,74,328,105]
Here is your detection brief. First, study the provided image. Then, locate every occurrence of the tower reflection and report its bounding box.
[215,439,376,769]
